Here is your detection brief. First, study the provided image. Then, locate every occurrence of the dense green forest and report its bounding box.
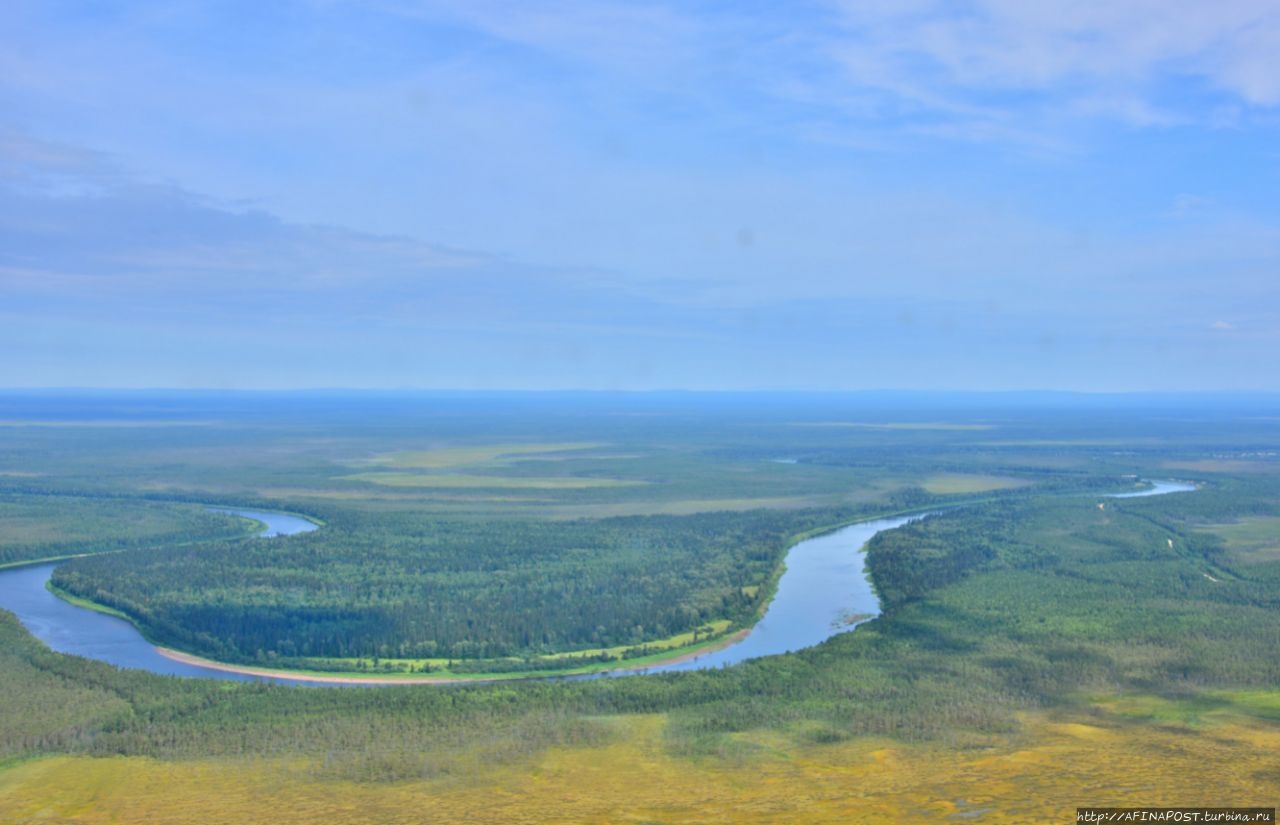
[52,507,872,662]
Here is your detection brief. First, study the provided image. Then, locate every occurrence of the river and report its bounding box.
[0,481,1195,684]
[1106,479,1197,498]
[617,514,924,675]
[0,509,320,686]
[596,476,1195,676]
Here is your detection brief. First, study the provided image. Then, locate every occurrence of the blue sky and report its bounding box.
[2,0,1278,390]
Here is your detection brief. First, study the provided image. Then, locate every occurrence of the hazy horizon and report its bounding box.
[3,2,1278,392]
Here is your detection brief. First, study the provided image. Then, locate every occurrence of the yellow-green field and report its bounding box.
[536,620,733,662]
[540,495,830,518]
[216,620,739,681]
[338,443,648,489]
[365,443,606,469]
[1196,517,1280,563]
[1092,689,1280,727]
[920,473,1030,495]
[3,702,1275,824]
[340,472,644,489]
[257,488,566,506]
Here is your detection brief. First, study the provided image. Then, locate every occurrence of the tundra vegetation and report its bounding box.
[0,391,1277,822]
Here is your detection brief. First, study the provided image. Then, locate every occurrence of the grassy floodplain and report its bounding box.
[0,390,1278,821]
[2,707,1276,824]
[148,619,745,684]
[338,471,645,489]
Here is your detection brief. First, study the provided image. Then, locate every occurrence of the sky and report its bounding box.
[2,0,1279,391]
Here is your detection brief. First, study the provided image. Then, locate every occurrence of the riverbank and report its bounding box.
[155,627,756,685]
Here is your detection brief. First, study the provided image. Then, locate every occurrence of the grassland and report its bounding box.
[919,473,1029,494]
[1,702,1275,824]
[1194,516,1280,563]
[341,443,649,489]
[151,619,742,683]
[365,443,607,468]
[339,472,645,489]
[538,495,829,518]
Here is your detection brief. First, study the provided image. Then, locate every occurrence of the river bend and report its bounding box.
[0,481,1195,685]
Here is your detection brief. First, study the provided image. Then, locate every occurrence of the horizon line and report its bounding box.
[3,387,1280,397]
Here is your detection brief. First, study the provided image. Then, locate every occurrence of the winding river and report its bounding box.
[1106,479,1197,498]
[621,514,924,675]
[0,510,320,686]
[0,481,1196,685]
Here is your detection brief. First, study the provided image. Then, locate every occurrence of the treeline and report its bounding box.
[51,506,868,663]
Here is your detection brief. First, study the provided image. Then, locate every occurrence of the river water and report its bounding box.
[621,514,924,675]
[1106,479,1197,498]
[0,481,1195,684]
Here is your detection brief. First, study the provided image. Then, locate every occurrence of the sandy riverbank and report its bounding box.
[155,627,753,685]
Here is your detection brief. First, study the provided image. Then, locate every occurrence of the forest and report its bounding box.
[51,507,867,663]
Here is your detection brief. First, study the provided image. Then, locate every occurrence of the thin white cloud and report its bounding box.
[367,1,1280,146]
[822,0,1280,125]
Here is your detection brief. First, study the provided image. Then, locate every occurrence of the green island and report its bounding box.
[1,390,1278,822]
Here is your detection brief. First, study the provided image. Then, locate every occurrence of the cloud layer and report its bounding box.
[1,1,1278,390]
